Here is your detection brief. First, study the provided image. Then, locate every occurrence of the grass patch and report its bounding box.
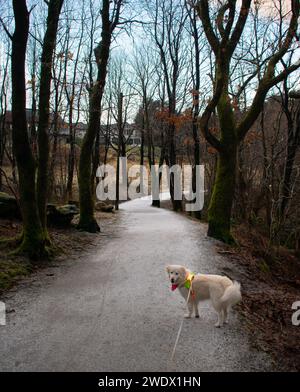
[0,259,32,292]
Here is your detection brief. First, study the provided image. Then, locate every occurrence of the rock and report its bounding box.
[57,204,79,215]
[95,201,106,211]
[95,201,114,213]
[47,204,79,227]
[0,192,21,219]
[68,200,79,207]
[101,204,114,213]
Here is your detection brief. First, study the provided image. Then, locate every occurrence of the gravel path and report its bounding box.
[0,197,273,371]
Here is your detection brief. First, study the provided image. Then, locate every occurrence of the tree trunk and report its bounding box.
[37,0,64,230]
[91,122,100,195]
[11,0,48,259]
[207,146,237,244]
[78,91,102,231]
[152,131,165,207]
[48,111,59,199]
[78,0,113,232]
[280,111,300,218]
[191,6,201,219]
[139,121,145,194]
[168,122,182,211]
[207,77,237,243]
[192,117,201,219]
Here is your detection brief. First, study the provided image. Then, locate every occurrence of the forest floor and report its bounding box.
[0,197,274,371]
[0,211,118,294]
[224,225,300,372]
[160,200,300,371]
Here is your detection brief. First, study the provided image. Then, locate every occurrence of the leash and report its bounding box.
[170,276,194,362]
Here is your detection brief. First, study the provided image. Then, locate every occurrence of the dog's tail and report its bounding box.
[221,281,242,307]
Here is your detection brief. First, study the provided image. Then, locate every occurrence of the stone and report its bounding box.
[95,201,114,213]
[47,204,79,227]
[0,192,21,219]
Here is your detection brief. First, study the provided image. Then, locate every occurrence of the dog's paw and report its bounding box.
[214,323,221,328]
[195,315,200,318]
[184,314,192,319]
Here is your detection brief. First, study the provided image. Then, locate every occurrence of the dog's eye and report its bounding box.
[175,272,178,275]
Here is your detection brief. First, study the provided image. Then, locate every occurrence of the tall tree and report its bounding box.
[11,0,47,258]
[78,0,123,232]
[279,80,300,221]
[196,0,300,243]
[152,0,188,211]
[37,0,64,231]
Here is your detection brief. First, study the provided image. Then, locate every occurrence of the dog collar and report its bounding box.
[184,272,195,289]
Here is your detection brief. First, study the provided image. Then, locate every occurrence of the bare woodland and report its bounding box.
[0,0,299,260]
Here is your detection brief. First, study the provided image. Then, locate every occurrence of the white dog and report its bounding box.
[166,265,242,327]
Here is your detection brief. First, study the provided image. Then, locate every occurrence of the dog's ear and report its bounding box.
[179,266,187,277]
[166,265,170,273]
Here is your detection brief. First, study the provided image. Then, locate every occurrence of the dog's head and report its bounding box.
[166,265,188,290]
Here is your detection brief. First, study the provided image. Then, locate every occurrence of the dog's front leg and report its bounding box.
[194,302,199,318]
[184,301,193,318]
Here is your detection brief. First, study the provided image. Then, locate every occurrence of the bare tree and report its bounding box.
[150,0,189,211]
[195,0,300,243]
[36,0,64,233]
[10,0,47,258]
[78,0,124,232]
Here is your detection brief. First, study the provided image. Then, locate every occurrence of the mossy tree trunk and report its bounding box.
[37,0,64,233]
[78,0,123,232]
[196,0,299,243]
[78,80,103,232]
[207,147,237,244]
[11,0,48,259]
[207,62,238,243]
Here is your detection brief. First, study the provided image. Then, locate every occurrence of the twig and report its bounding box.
[0,168,21,210]
[0,16,13,40]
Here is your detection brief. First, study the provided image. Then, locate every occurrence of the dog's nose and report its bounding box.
[171,278,174,283]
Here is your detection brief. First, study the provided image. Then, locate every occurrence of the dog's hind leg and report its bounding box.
[224,305,232,324]
[223,307,228,324]
[184,301,193,318]
[215,310,224,328]
[210,293,224,327]
[224,306,232,324]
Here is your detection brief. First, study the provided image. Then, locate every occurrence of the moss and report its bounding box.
[206,84,239,244]
[258,259,270,273]
[12,228,53,261]
[207,147,237,244]
[77,217,100,233]
[0,259,31,292]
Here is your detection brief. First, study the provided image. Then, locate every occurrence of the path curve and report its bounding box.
[0,197,272,371]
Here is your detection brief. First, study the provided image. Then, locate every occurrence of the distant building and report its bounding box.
[1,109,69,143]
[102,123,141,146]
[1,111,142,147]
[76,122,142,146]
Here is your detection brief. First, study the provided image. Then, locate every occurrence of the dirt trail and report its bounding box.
[0,197,273,371]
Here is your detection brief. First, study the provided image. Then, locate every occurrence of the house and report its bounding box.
[76,122,142,146]
[0,109,69,143]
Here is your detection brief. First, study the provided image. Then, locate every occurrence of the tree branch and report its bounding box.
[228,0,251,56]
[196,0,219,55]
[0,16,13,40]
[237,0,300,140]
